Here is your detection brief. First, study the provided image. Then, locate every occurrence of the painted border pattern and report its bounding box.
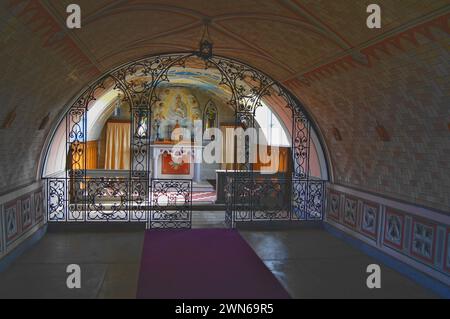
[327,190,340,221]
[383,208,405,250]
[326,184,450,284]
[20,196,33,233]
[444,228,450,274]
[326,189,381,242]
[5,200,20,246]
[409,218,437,264]
[0,205,4,256]
[34,189,45,224]
[0,185,46,260]
[343,195,358,229]
[360,201,379,240]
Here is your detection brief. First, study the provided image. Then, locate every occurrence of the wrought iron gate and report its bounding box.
[44,48,327,228]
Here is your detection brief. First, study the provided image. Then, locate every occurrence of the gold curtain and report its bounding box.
[278,147,289,172]
[254,146,289,173]
[70,141,98,170]
[104,121,130,170]
[85,141,98,169]
[220,124,237,170]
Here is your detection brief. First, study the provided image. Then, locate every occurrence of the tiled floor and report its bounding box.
[0,223,438,299]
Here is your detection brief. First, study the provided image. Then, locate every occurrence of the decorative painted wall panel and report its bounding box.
[5,201,19,246]
[20,196,32,232]
[343,196,357,228]
[327,191,340,222]
[445,229,450,274]
[410,219,436,264]
[34,189,44,223]
[0,206,4,256]
[0,184,46,262]
[360,202,379,240]
[326,184,450,285]
[384,209,405,250]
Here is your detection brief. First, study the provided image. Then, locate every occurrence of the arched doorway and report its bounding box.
[41,50,329,228]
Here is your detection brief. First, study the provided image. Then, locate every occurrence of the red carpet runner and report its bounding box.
[137,229,290,299]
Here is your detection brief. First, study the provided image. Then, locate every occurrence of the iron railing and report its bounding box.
[46,177,192,228]
[225,177,326,228]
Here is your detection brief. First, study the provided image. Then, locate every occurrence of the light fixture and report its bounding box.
[198,19,213,60]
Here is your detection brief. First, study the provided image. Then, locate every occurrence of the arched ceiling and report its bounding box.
[6,0,449,81]
[0,0,449,211]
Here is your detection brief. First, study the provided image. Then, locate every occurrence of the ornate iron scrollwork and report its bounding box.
[45,51,327,228]
[86,178,129,221]
[292,112,310,180]
[47,179,67,221]
[150,179,192,229]
[130,179,150,222]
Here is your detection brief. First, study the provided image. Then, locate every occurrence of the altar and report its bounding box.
[150,143,204,182]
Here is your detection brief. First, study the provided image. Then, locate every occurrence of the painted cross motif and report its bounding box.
[343,197,357,227]
[410,220,435,262]
[328,192,340,220]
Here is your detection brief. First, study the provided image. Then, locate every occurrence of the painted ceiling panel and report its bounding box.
[49,0,117,16]
[298,0,450,46]
[117,0,300,18]
[67,12,196,59]
[219,19,341,72]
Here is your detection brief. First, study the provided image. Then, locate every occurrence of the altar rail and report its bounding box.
[225,177,326,228]
[45,176,325,229]
[45,177,192,229]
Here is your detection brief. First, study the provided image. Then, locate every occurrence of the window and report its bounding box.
[255,101,290,146]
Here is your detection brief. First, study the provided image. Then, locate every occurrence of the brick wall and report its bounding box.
[0,7,90,194]
[286,29,450,213]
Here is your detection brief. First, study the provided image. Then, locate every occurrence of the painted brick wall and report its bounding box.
[0,4,94,194]
[286,29,450,213]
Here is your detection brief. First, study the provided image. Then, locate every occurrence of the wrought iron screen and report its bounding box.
[44,50,327,228]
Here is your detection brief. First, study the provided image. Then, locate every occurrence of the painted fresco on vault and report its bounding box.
[152,87,202,141]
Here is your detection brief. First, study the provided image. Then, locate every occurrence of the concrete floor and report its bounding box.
[0,225,437,299]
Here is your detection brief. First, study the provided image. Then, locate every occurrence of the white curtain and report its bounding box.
[104,121,130,170]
